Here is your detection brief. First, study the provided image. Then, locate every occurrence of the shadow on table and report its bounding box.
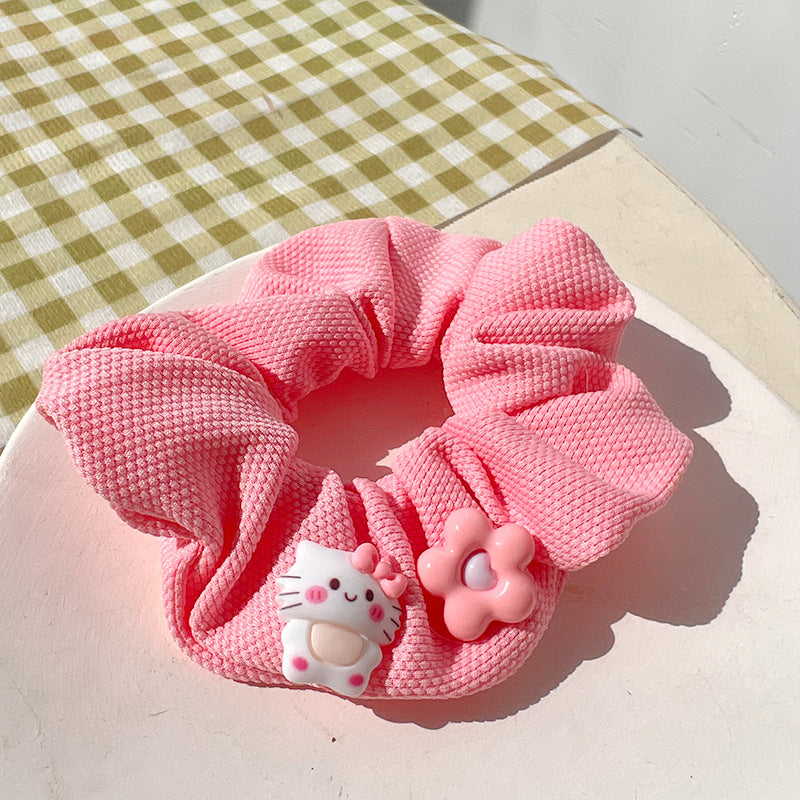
[420,0,476,28]
[360,318,756,728]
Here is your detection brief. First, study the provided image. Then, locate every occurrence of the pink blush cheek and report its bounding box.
[369,604,384,623]
[305,585,328,604]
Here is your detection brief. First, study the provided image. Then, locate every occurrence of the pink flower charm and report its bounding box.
[417,508,537,641]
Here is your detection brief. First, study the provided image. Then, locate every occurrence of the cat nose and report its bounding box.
[344,592,357,602]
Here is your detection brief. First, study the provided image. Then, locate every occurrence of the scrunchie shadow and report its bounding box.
[294,319,756,728]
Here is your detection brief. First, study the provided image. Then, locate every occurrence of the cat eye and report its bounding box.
[365,589,374,601]
[328,578,340,590]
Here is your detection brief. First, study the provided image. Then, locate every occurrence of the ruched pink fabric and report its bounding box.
[36,217,692,699]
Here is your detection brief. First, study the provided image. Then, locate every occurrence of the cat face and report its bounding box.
[277,541,401,645]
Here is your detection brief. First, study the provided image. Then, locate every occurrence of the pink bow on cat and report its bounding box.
[350,544,407,599]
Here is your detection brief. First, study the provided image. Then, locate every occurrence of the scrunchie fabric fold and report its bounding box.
[36,216,691,698]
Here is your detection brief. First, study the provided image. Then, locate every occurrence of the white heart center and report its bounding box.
[461,550,497,591]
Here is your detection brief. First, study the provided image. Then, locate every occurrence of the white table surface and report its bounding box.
[1,242,798,799]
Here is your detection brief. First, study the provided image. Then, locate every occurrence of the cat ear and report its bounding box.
[351,543,378,574]
[293,540,328,567]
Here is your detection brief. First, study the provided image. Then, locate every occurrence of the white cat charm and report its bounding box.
[276,541,407,697]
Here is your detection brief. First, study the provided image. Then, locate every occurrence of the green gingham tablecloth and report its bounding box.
[0,0,622,446]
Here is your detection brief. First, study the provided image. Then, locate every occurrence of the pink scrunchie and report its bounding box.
[36,217,691,699]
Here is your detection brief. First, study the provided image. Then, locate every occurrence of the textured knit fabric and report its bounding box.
[36,216,692,699]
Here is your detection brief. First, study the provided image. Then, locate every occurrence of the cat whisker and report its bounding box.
[279,574,301,579]
[390,617,400,628]
[392,605,402,612]
[277,591,300,596]
[383,629,391,641]
[279,602,303,610]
